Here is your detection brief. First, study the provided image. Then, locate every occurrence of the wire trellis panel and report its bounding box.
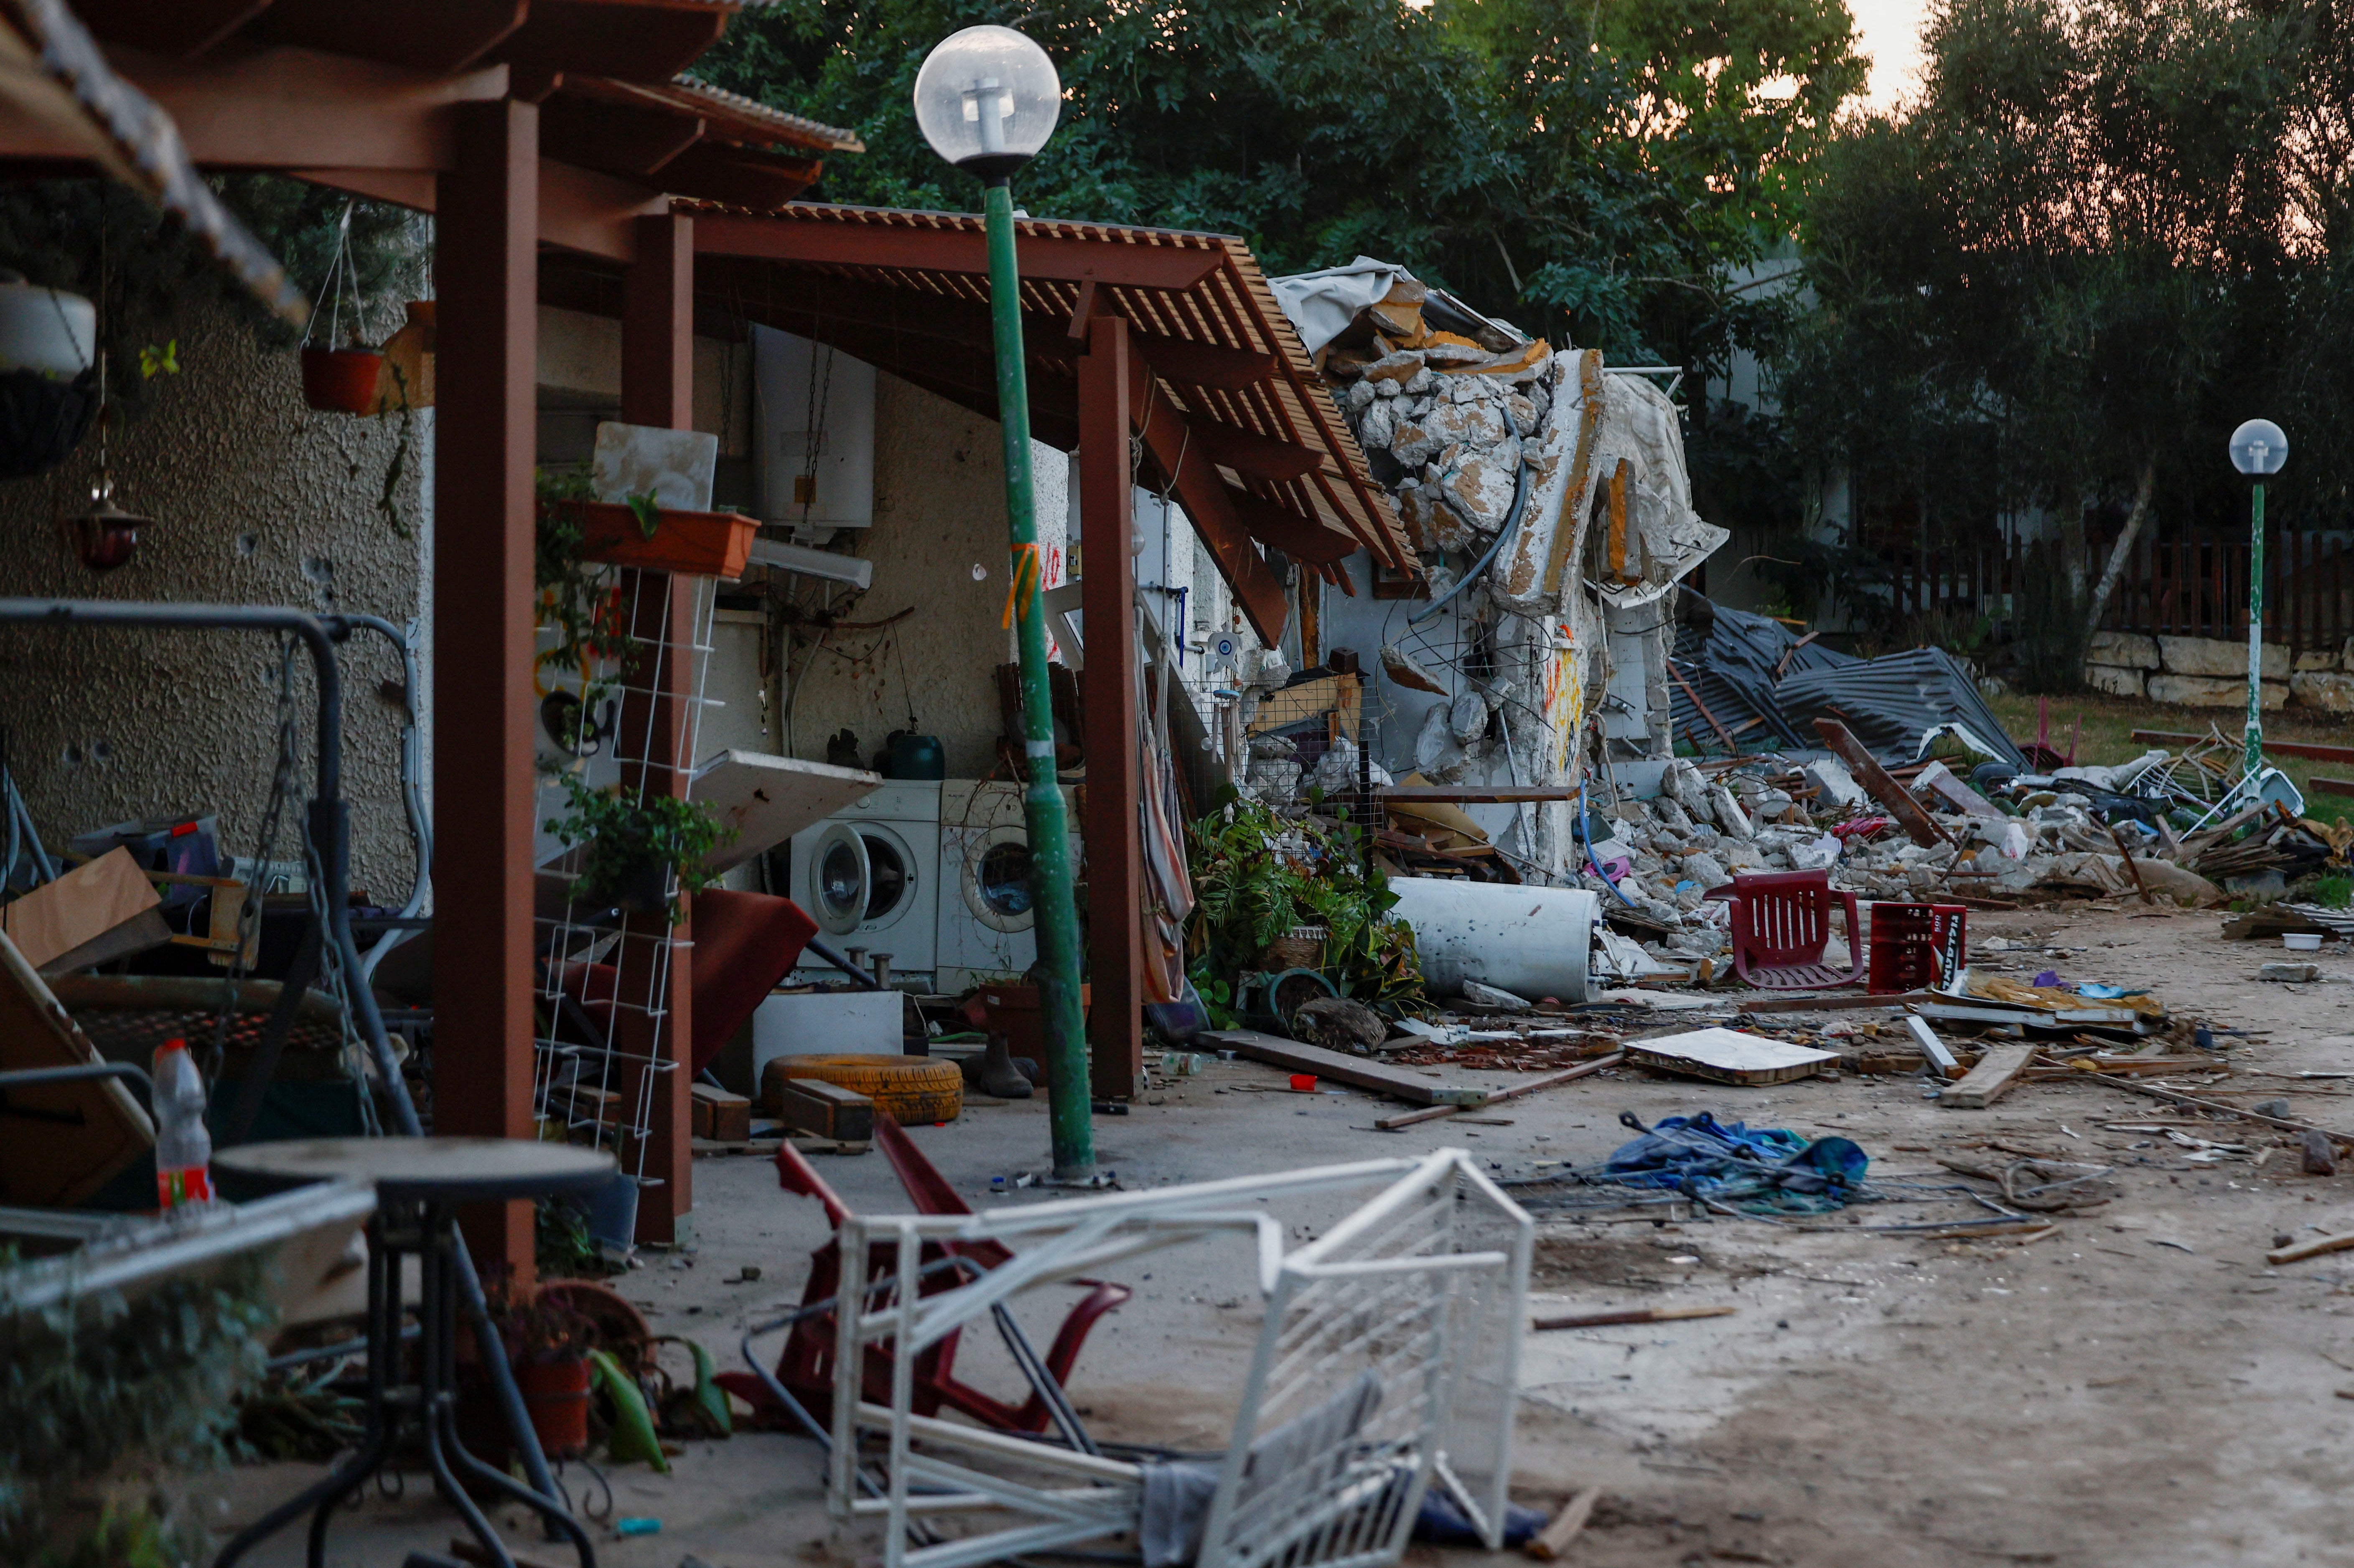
[530,567,720,1189]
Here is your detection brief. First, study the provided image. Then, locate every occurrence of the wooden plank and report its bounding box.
[690,1082,751,1144]
[2313,777,2354,799]
[1525,1487,1603,1562]
[1199,1029,1486,1106]
[1532,1304,1736,1332]
[1372,1053,1626,1131]
[764,1072,876,1143]
[2267,1231,2354,1266]
[1938,1043,2035,1108]
[1812,718,1953,848]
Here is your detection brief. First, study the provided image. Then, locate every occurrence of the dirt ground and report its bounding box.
[218,901,2354,1568]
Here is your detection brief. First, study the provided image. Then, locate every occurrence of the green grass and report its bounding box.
[1983,689,2353,823]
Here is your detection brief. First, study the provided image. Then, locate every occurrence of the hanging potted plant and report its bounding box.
[298,202,384,414]
[542,773,730,924]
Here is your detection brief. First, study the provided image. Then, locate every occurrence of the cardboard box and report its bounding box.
[2,847,165,973]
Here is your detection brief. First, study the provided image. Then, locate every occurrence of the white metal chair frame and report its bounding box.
[829,1150,1532,1568]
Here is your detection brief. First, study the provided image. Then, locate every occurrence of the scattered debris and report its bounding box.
[1623,1027,1838,1086]
[1530,1304,1737,1331]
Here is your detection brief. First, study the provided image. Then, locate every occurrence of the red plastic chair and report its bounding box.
[1701,869,1864,990]
[714,1112,1130,1433]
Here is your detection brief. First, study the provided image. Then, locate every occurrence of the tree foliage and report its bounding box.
[695,0,1863,378]
[1777,0,2354,592]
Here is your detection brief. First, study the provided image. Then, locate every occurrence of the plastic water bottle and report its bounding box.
[152,1037,214,1208]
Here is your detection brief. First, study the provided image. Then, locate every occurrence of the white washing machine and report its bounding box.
[936,780,1081,992]
[787,780,941,985]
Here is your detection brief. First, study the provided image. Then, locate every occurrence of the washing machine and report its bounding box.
[936,780,1081,992]
[786,780,940,985]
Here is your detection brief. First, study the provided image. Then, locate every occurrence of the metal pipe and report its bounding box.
[0,598,570,1530]
[979,177,1092,1179]
[0,1060,153,1096]
[2245,480,2267,777]
[324,614,432,976]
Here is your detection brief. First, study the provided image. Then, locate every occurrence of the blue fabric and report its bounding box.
[1601,1111,1870,1214]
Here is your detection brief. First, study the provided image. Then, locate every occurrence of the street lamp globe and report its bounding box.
[913,25,1060,180]
[2229,418,2288,477]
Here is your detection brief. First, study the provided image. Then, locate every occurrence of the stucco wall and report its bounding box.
[781,371,1068,778]
[0,300,430,905]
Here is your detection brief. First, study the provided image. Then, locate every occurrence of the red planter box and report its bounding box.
[556,499,758,580]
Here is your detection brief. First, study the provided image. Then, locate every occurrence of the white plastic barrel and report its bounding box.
[1389,877,1598,1002]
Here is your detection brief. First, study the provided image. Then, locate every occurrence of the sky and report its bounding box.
[1849,0,1928,108]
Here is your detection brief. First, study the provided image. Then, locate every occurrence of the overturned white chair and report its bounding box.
[828,1149,1532,1568]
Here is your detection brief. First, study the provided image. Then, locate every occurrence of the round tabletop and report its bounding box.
[216,1136,618,1203]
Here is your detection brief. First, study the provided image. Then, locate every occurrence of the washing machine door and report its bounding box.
[964,825,1035,933]
[808,821,871,936]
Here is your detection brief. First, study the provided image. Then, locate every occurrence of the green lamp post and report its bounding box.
[914,26,1094,1180]
[2227,418,2288,780]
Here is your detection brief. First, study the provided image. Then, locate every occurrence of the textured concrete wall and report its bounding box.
[0,300,430,905]
[784,372,1069,778]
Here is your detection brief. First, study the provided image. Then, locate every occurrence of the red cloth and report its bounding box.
[553,893,820,1077]
[688,890,819,1076]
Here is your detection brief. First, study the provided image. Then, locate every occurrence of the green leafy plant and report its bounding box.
[481,1266,600,1366]
[1185,793,1420,1023]
[542,773,730,925]
[136,340,177,379]
[534,467,636,748]
[535,1196,617,1279]
[625,492,661,539]
[0,1249,275,1557]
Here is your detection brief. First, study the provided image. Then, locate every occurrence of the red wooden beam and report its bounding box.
[692,212,1229,292]
[117,44,503,170]
[1078,316,1145,1101]
[1127,355,1288,643]
[245,0,531,76]
[71,0,274,61]
[433,96,539,1283]
[617,211,698,1246]
[497,0,729,85]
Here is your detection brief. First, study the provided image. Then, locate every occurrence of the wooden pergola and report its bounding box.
[0,0,1403,1273]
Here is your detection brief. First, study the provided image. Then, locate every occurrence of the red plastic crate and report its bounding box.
[1867,902,1967,994]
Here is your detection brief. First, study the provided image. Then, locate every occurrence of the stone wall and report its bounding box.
[2077,629,2354,713]
[0,299,430,902]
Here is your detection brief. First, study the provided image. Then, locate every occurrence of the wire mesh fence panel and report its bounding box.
[529,567,719,1187]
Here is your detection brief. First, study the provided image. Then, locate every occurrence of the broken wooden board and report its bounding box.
[1812,717,1954,848]
[1372,1052,1627,1131]
[0,925,153,1205]
[1532,1304,1736,1331]
[2267,1230,2354,1266]
[1200,1029,1488,1105]
[1938,1043,2036,1108]
[1525,1487,1603,1562]
[1623,1027,1837,1087]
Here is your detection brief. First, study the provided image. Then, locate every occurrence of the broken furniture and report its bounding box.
[1702,870,1864,990]
[1865,902,1967,994]
[828,1149,1529,1568]
[0,925,153,1206]
[721,1114,1128,1434]
[0,597,566,1519]
[211,1137,614,1568]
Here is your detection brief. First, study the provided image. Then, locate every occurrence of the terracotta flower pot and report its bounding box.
[517,1354,593,1459]
[556,499,758,580]
[300,346,385,414]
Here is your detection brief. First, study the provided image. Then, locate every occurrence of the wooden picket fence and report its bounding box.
[1876,530,2354,653]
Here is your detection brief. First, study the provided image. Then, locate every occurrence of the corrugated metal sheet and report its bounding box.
[1776,648,2026,770]
[1669,593,2025,769]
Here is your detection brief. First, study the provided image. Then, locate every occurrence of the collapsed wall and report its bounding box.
[1269,259,1727,884]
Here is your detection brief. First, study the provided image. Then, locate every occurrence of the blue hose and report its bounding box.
[1407,452,1533,628]
[1578,781,1638,908]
